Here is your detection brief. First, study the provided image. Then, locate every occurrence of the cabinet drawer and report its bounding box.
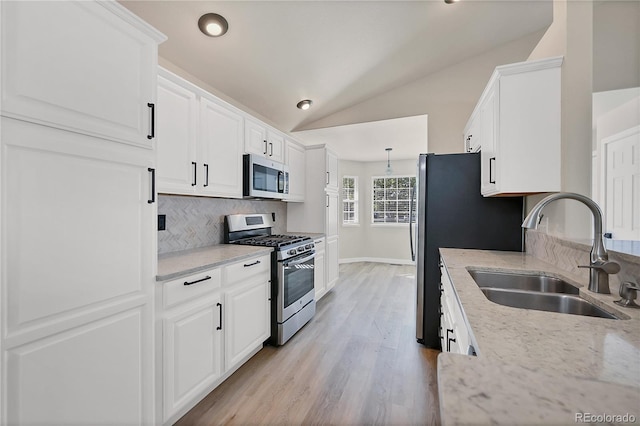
[163,268,222,309]
[314,239,325,252]
[224,254,271,285]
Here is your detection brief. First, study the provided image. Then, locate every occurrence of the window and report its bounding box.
[372,176,417,224]
[342,176,359,224]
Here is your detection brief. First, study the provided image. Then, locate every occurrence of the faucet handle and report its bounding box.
[577,260,621,275]
[614,282,640,309]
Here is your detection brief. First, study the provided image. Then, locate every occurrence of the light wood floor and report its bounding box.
[176,262,440,426]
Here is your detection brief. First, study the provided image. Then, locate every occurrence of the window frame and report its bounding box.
[370,175,416,226]
[342,175,359,225]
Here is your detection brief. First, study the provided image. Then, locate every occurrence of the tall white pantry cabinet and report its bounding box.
[0,1,165,425]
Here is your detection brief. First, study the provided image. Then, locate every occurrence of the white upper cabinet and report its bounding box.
[466,56,563,197]
[326,150,339,191]
[157,75,198,193]
[244,118,285,163]
[1,1,166,149]
[199,97,244,198]
[156,68,243,198]
[284,139,306,202]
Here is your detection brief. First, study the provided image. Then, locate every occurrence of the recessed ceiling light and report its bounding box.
[198,13,229,37]
[444,0,460,3]
[296,99,313,110]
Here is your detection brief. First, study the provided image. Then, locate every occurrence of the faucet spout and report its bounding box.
[522,192,618,294]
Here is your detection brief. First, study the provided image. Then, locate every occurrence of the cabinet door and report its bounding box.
[480,84,498,195]
[326,150,339,190]
[244,119,268,157]
[224,280,270,370]
[326,237,339,291]
[157,75,198,194]
[1,1,162,148]
[3,118,155,424]
[163,296,223,422]
[199,97,244,198]
[326,192,339,238]
[285,141,306,202]
[314,244,327,300]
[266,130,285,163]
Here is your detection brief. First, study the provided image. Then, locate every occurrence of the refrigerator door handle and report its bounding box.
[409,185,416,262]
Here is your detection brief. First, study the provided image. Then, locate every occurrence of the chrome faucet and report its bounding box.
[522,192,620,294]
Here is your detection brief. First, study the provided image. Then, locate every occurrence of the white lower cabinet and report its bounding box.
[224,279,270,369]
[158,253,271,425]
[440,258,477,356]
[314,238,327,300]
[163,295,223,422]
[326,237,339,292]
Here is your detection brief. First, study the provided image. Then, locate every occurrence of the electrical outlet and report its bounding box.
[158,214,166,231]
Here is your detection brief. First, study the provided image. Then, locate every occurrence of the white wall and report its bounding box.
[525,0,639,241]
[338,159,417,265]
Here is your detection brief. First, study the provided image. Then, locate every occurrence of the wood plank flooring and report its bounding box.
[175,262,440,426]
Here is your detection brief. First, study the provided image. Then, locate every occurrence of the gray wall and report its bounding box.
[158,195,287,254]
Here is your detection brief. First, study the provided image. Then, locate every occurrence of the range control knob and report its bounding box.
[288,249,297,255]
[297,246,305,252]
[305,244,312,250]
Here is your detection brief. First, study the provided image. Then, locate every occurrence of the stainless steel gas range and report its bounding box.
[224,214,315,346]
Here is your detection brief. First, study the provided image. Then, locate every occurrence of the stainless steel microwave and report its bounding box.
[243,154,289,199]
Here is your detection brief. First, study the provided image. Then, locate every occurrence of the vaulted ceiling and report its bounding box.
[121,1,553,160]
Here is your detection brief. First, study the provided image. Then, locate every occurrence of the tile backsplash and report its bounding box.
[525,230,640,291]
[158,195,287,254]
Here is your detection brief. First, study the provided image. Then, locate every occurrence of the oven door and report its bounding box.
[277,251,315,323]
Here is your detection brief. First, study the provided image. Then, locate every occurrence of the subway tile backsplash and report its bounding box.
[158,195,287,254]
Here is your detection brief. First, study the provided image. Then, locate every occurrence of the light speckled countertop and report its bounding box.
[438,248,640,425]
[157,245,273,281]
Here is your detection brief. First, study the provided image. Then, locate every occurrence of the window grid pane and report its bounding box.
[342,176,359,224]
[370,175,417,224]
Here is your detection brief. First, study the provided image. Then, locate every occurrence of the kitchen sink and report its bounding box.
[467,269,618,319]
[479,288,618,319]
[468,270,580,294]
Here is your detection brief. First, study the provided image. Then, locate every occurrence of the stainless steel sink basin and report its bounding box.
[480,288,618,319]
[468,270,580,294]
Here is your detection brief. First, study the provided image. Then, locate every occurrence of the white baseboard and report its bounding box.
[339,257,415,266]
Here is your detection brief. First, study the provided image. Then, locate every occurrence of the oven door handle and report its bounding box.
[284,252,316,266]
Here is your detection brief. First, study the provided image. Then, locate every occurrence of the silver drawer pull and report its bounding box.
[184,276,211,286]
[244,260,261,268]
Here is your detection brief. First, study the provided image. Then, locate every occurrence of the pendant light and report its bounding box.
[385,148,393,175]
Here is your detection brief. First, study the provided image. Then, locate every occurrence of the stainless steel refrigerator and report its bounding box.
[410,153,524,349]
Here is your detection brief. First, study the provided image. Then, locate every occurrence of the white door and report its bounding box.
[326,150,339,190]
[314,243,327,300]
[157,75,198,194]
[199,97,244,198]
[326,192,339,238]
[2,118,155,425]
[326,237,339,291]
[224,280,270,370]
[1,1,162,148]
[244,119,268,157]
[163,296,223,422]
[603,126,640,240]
[266,130,285,163]
[480,84,498,195]
[285,141,306,202]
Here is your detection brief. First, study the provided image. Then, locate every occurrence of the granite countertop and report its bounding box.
[157,245,273,282]
[438,248,640,425]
